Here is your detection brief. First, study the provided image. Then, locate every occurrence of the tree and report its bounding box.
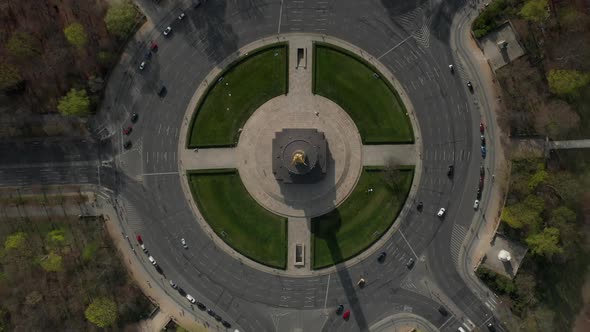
[104,1,140,38]
[6,32,40,59]
[39,252,63,272]
[4,232,26,250]
[520,0,548,23]
[527,169,548,190]
[47,229,68,247]
[525,227,563,258]
[63,23,88,49]
[57,88,91,116]
[533,99,580,138]
[502,195,544,230]
[97,51,117,66]
[547,69,590,96]
[85,297,117,328]
[0,61,22,91]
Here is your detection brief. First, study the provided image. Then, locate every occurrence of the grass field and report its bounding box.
[188,44,288,147]
[313,44,413,144]
[311,167,414,269]
[188,170,287,269]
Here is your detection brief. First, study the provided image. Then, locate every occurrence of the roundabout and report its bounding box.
[179,36,418,273]
[100,1,505,331]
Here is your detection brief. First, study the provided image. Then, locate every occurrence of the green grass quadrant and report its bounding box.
[188,170,287,269]
[313,43,414,144]
[188,44,289,148]
[311,167,414,269]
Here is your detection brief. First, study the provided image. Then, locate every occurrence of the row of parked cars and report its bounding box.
[136,234,231,328]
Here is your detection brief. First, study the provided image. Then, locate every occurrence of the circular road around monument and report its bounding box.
[95,0,498,331]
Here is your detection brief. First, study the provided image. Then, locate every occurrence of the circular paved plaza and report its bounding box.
[237,93,363,218]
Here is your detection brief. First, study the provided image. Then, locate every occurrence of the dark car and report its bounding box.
[438,306,449,316]
[145,51,152,60]
[477,187,482,199]
[481,135,486,146]
[479,177,484,189]
[480,122,485,133]
[480,165,485,176]
[222,320,231,328]
[207,309,215,317]
[336,304,344,315]
[123,126,132,135]
[196,302,206,310]
[406,257,415,269]
[481,146,487,158]
[131,113,139,123]
[447,165,454,177]
[417,202,423,211]
[214,314,222,322]
[177,287,186,296]
[157,85,167,97]
[377,252,387,262]
[486,323,496,331]
[123,141,132,150]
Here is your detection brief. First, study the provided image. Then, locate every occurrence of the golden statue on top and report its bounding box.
[291,150,307,166]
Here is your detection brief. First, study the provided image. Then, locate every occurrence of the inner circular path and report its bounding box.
[237,94,363,218]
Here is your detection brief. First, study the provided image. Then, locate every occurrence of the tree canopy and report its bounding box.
[0,61,22,91]
[520,0,548,23]
[85,297,118,328]
[105,1,140,38]
[39,252,63,272]
[63,23,88,48]
[57,88,91,116]
[525,227,563,258]
[547,69,590,96]
[6,32,40,59]
[502,195,544,230]
[4,232,26,250]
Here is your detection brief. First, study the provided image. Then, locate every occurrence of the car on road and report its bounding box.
[124,141,132,149]
[479,177,484,189]
[139,61,146,70]
[150,41,158,51]
[480,122,485,133]
[157,85,167,97]
[186,294,196,304]
[481,146,487,158]
[481,135,486,146]
[438,306,449,316]
[131,113,139,123]
[196,302,206,310]
[473,200,480,210]
[207,309,215,316]
[181,238,188,249]
[417,201,423,211]
[447,165,454,177]
[406,257,415,269]
[136,234,143,244]
[169,280,177,289]
[437,208,446,217]
[486,323,496,331]
[448,64,454,73]
[222,320,231,328]
[123,126,132,135]
[377,252,386,262]
[163,26,172,36]
[467,81,473,90]
[477,187,482,199]
[140,243,148,253]
[178,12,185,20]
[177,287,186,296]
[480,165,485,176]
[148,256,157,266]
[214,314,222,321]
[336,304,344,315]
[144,51,152,60]
[342,310,350,320]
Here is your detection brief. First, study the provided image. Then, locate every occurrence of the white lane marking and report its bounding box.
[323,274,331,309]
[399,230,418,258]
[378,35,413,60]
[142,172,178,176]
[277,0,284,34]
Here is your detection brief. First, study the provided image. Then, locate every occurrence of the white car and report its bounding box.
[181,238,188,249]
[437,208,446,217]
[139,61,146,70]
[473,200,480,210]
[178,12,185,20]
[163,26,172,36]
[186,294,196,303]
[148,255,157,265]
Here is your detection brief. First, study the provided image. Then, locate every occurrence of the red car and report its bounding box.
[136,234,143,244]
[123,126,133,135]
[343,310,350,320]
[480,122,485,134]
[150,41,158,51]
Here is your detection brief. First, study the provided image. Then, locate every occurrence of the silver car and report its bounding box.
[163,26,172,36]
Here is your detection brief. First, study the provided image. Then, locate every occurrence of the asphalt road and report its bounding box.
[0,0,506,331]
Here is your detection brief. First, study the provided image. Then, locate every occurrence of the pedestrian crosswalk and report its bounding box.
[121,197,144,233]
[450,223,468,265]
